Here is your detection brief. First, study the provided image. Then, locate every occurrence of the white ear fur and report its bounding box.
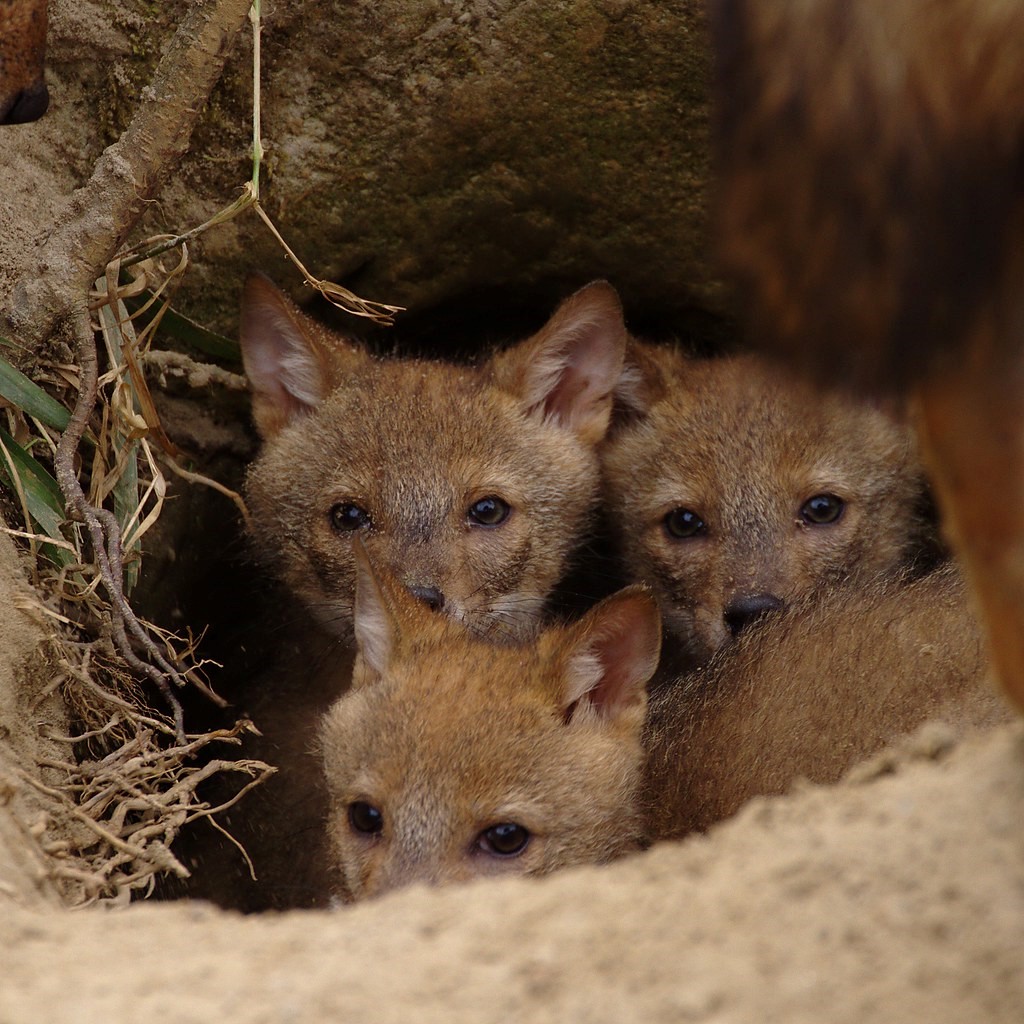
[513,281,627,445]
[351,543,398,681]
[562,586,661,723]
[239,274,332,437]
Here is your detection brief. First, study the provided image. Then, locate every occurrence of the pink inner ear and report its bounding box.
[588,619,653,713]
[529,282,626,442]
[240,277,329,435]
[565,587,662,720]
[543,335,614,424]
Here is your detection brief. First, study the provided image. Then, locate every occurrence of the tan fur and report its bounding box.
[602,341,931,668]
[0,0,48,124]
[321,564,1008,896]
[320,553,659,901]
[644,566,1010,839]
[187,279,626,911]
[242,276,627,642]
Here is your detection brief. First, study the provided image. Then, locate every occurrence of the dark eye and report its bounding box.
[467,496,511,527]
[664,507,706,539]
[330,502,371,532]
[348,801,383,835]
[800,493,845,525]
[477,822,530,857]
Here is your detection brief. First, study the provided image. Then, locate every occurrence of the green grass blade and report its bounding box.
[0,427,62,509]
[0,427,74,567]
[0,351,71,431]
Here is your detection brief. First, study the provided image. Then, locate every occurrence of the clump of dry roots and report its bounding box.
[0,255,276,907]
[14,678,272,905]
[0,0,398,908]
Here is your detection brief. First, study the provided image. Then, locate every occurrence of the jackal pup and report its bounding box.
[241,276,627,641]
[644,565,1008,838]
[320,551,659,901]
[602,341,934,669]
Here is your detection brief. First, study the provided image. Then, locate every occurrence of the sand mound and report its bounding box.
[1,714,1021,1023]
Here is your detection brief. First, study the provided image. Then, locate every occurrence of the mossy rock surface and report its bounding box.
[14,0,718,338]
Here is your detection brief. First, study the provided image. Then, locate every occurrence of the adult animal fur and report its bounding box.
[710,0,1024,714]
[0,0,48,124]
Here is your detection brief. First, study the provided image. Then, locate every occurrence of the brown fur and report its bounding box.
[319,551,659,901]
[0,0,48,124]
[602,340,932,669]
[185,279,627,910]
[321,564,1007,896]
[711,0,1024,390]
[710,0,1024,715]
[644,566,1010,839]
[242,275,627,643]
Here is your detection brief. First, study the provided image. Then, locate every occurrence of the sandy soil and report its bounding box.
[0,532,73,912]
[0,717,1021,1022]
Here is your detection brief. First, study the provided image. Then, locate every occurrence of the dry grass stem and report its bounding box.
[251,201,404,324]
[54,311,190,741]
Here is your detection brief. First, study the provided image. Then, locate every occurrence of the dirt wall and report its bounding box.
[0,531,70,910]
[1,0,720,340]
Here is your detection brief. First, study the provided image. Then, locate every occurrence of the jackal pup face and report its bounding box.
[241,276,626,641]
[602,343,930,667]
[319,551,659,901]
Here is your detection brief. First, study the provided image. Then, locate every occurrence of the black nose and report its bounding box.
[1,81,49,125]
[408,585,445,612]
[724,593,785,636]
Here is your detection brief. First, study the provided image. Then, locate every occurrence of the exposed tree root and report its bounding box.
[5,0,255,345]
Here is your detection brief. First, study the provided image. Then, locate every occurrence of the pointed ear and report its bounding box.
[490,281,627,445]
[351,540,403,683]
[612,337,672,425]
[239,274,362,438]
[557,585,661,724]
[351,540,443,684]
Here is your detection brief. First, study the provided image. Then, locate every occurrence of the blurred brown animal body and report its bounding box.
[320,553,660,901]
[602,341,933,670]
[711,0,1024,714]
[644,566,1010,839]
[241,276,627,644]
[0,0,48,124]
